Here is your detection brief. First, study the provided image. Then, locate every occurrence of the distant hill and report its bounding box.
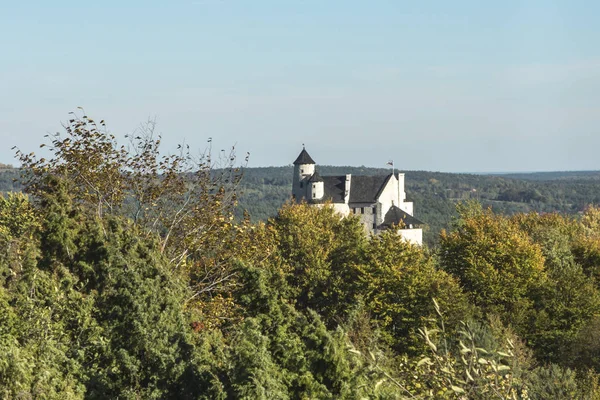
[0,167,22,193]
[494,170,600,181]
[2,166,600,247]
[236,166,600,246]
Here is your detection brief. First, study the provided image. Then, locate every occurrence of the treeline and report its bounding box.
[235,166,600,246]
[2,114,600,398]
[4,162,600,247]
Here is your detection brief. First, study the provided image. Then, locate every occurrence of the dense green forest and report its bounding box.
[5,161,600,247]
[3,115,600,398]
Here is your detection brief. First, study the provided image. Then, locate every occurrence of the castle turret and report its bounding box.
[292,148,316,201]
[308,170,324,201]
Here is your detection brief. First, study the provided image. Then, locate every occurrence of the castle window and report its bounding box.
[361,207,365,214]
[301,169,304,173]
[313,193,316,198]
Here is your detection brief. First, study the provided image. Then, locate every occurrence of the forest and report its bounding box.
[235,166,600,246]
[2,115,600,399]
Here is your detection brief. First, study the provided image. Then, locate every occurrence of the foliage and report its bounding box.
[359,229,471,352]
[6,163,600,247]
[272,201,367,323]
[3,113,600,397]
[440,202,545,329]
[410,317,524,398]
[512,211,600,363]
[14,112,251,307]
[441,203,600,368]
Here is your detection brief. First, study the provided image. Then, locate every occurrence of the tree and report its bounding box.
[0,191,87,399]
[225,260,402,399]
[572,206,600,283]
[359,229,471,352]
[272,201,367,324]
[512,212,600,363]
[15,111,248,305]
[439,203,546,330]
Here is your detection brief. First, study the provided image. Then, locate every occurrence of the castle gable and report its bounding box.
[382,205,424,228]
[348,175,391,204]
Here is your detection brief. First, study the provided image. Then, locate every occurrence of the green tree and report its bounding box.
[0,192,87,399]
[272,202,367,324]
[15,112,247,305]
[439,203,545,330]
[512,212,600,363]
[359,229,471,352]
[226,260,402,399]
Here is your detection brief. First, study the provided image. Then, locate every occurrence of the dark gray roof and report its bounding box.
[309,172,414,207]
[381,206,424,228]
[310,175,345,203]
[293,149,316,165]
[348,175,392,203]
[308,171,324,182]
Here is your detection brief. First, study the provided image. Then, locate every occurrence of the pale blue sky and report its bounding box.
[1,0,599,172]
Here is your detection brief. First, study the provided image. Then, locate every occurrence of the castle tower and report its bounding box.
[308,170,324,201]
[292,148,316,201]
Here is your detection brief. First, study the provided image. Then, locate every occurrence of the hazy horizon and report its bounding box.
[2,1,599,172]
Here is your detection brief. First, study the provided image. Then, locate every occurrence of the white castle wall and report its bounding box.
[399,201,414,215]
[397,228,423,245]
[309,181,324,200]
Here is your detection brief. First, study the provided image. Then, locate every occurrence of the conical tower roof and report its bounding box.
[293,148,316,165]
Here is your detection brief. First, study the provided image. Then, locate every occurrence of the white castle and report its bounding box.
[292,148,423,245]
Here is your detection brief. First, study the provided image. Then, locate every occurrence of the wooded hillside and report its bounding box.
[5,163,600,247]
[235,165,600,246]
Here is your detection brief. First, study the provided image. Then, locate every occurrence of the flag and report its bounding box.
[387,160,394,166]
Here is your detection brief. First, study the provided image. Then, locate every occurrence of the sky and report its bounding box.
[1,0,599,172]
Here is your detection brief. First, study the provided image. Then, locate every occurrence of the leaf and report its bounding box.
[417,357,432,367]
[432,297,442,317]
[459,341,471,354]
[427,340,437,352]
[466,369,474,381]
[368,350,376,361]
[451,385,465,394]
